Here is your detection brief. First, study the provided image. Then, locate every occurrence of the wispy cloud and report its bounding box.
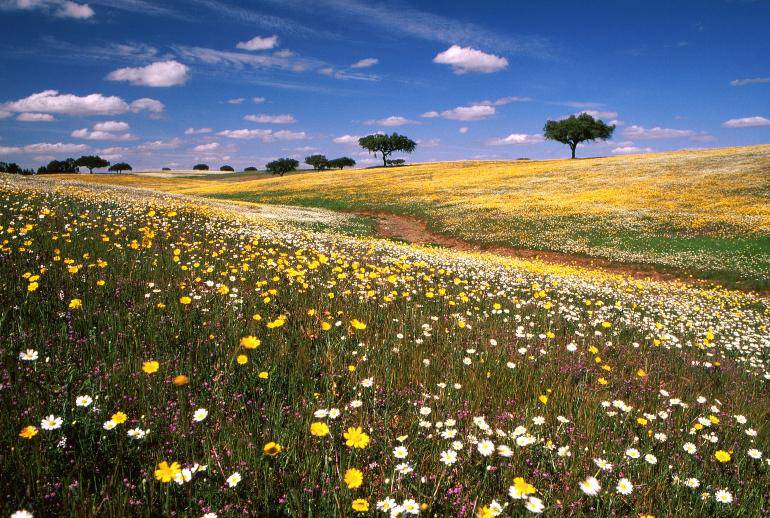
[487,133,544,145]
[278,0,551,56]
[189,0,340,40]
[363,116,416,126]
[722,116,770,128]
[729,77,770,86]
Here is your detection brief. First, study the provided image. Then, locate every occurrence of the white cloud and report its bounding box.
[174,45,321,74]
[193,142,220,151]
[351,58,378,69]
[421,111,439,118]
[71,128,135,141]
[487,133,544,145]
[130,98,165,113]
[26,142,89,153]
[364,116,415,126]
[0,142,90,155]
[492,96,531,105]
[218,128,272,140]
[333,134,359,144]
[100,146,128,154]
[243,114,296,124]
[227,98,245,104]
[459,127,468,134]
[722,116,770,128]
[612,145,653,154]
[475,96,532,106]
[440,104,495,121]
[730,77,770,87]
[273,130,306,141]
[185,127,213,135]
[318,67,335,76]
[253,96,266,104]
[2,90,128,116]
[107,60,190,87]
[57,0,93,18]
[0,110,11,119]
[99,146,129,161]
[622,125,694,139]
[236,35,279,51]
[218,128,306,142]
[579,110,618,120]
[71,121,134,141]
[1,90,163,119]
[433,45,508,74]
[16,112,54,122]
[138,138,181,151]
[417,138,440,147]
[93,120,129,132]
[8,0,94,19]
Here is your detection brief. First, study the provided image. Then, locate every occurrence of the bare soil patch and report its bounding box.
[358,211,706,284]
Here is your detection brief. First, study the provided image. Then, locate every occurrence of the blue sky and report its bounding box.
[1,0,769,170]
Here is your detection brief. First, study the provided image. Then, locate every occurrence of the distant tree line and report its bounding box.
[304,155,356,171]
[0,162,35,175]
[2,132,421,178]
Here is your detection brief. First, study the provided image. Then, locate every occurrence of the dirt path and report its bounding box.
[358,211,702,284]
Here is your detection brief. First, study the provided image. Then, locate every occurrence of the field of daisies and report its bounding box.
[1,175,769,517]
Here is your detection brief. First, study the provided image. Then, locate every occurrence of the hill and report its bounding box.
[71,145,770,289]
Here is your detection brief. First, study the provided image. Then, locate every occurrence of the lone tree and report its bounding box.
[75,155,110,174]
[265,158,299,177]
[543,113,615,159]
[327,157,356,169]
[192,164,209,171]
[220,165,234,172]
[358,133,417,167]
[305,154,329,171]
[244,166,258,172]
[108,162,133,174]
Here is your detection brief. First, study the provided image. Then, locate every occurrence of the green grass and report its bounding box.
[2,178,769,517]
[208,191,770,291]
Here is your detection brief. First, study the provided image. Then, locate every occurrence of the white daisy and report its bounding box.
[616,478,633,495]
[40,415,63,431]
[75,395,93,407]
[193,408,209,422]
[226,472,241,488]
[580,476,601,496]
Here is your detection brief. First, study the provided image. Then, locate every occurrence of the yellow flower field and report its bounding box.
[1,172,768,516]
[66,144,770,289]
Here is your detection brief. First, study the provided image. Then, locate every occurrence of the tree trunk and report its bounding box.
[382,153,388,167]
[570,143,577,159]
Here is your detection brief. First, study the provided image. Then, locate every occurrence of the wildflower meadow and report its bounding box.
[1,173,768,517]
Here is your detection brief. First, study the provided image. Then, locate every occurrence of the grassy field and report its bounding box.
[1,174,769,517]
[68,145,770,290]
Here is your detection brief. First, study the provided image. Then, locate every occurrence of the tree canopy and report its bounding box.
[1,162,34,175]
[543,113,615,159]
[265,158,299,176]
[305,154,329,171]
[75,155,110,174]
[192,164,209,171]
[327,157,356,169]
[220,165,234,172]
[108,162,133,173]
[38,158,79,174]
[358,133,417,167]
[244,166,258,172]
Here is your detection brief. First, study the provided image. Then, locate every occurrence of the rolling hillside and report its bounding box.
[69,145,770,288]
